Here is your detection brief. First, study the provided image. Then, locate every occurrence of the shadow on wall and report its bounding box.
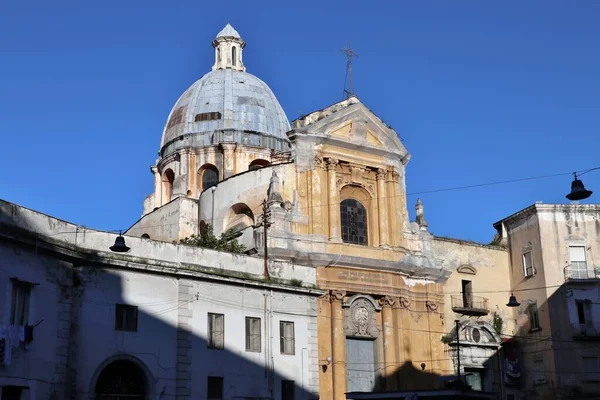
[512,279,600,400]
[376,361,443,392]
[0,205,316,400]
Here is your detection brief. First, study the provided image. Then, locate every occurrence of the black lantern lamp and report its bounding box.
[566,168,600,201]
[566,173,593,201]
[506,293,520,308]
[110,231,130,252]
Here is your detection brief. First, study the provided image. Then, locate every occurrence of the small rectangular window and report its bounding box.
[523,251,534,277]
[194,112,222,122]
[115,304,138,332]
[280,321,295,355]
[534,360,545,383]
[461,280,473,308]
[577,301,587,325]
[569,246,588,278]
[529,303,540,331]
[207,376,224,400]
[1,386,23,400]
[10,280,32,325]
[583,357,600,382]
[282,380,295,400]
[208,313,224,349]
[245,317,261,352]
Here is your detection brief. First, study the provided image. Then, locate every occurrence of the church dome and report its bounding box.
[159,24,291,156]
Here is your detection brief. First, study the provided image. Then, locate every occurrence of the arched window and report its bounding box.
[141,233,150,239]
[340,198,368,245]
[225,203,255,232]
[217,47,221,62]
[162,169,175,204]
[199,165,219,191]
[232,46,237,66]
[249,159,270,171]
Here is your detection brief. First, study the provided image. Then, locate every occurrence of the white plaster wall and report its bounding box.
[0,243,64,399]
[187,280,318,399]
[76,268,179,399]
[198,163,295,236]
[0,199,316,286]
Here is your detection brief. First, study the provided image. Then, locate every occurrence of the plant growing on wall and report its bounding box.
[180,223,247,254]
[492,312,504,335]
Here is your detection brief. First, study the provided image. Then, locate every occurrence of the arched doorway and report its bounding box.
[94,359,148,399]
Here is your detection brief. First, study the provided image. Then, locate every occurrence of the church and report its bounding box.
[0,25,522,400]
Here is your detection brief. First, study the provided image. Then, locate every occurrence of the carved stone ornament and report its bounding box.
[425,300,438,312]
[345,297,379,338]
[378,295,396,307]
[398,296,411,309]
[314,156,325,168]
[330,290,345,302]
[325,158,338,170]
[376,168,387,180]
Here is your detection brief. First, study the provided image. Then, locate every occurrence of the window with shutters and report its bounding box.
[10,279,32,325]
[280,321,295,355]
[529,303,540,331]
[522,250,534,277]
[208,313,224,349]
[207,376,223,400]
[245,317,261,352]
[282,380,295,400]
[569,246,588,278]
[115,304,138,332]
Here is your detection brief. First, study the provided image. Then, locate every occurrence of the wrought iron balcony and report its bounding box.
[564,263,600,282]
[451,295,489,316]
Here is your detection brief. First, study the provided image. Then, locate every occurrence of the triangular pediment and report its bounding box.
[291,97,408,159]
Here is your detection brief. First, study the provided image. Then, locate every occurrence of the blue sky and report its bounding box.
[1,1,599,243]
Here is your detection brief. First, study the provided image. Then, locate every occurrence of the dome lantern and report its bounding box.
[212,24,246,72]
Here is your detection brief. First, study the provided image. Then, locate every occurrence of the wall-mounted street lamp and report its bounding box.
[566,167,600,201]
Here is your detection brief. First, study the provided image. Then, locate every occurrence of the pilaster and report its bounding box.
[326,158,340,241]
[376,168,389,247]
[379,295,397,390]
[152,166,162,209]
[330,290,346,400]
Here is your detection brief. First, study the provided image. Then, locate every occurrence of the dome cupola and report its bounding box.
[159,24,291,157]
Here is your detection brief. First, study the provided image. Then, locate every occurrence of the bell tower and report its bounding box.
[212,23,246,72]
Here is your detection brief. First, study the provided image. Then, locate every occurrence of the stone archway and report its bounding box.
[91,355,153,400]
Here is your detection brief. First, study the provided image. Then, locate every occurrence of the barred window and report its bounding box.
[280,321,295,355]
[208,313,224,349]
[245,317,261,352]
[340,198,368,245]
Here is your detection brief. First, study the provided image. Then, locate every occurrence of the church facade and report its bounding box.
[0,24,525,400]
[127,25,519,400]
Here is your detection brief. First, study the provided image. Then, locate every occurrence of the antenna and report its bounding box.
[341,45,358,99]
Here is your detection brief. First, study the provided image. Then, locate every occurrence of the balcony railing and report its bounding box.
[564,263,600,281]
[571,323,600,341]
[451,295,489,316]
